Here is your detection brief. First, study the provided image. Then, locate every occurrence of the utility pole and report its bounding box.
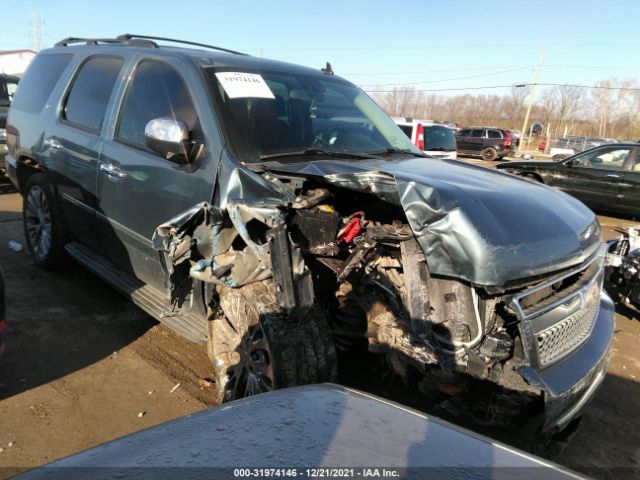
[30,12,45,51]
[519,48,544,152]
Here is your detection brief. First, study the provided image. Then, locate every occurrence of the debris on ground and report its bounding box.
[198,378,214,389]
[169,383,181,394]
[7,241,23,252]
[137,412,146,418]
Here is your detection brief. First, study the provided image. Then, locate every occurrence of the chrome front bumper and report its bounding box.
[511,245,615,430]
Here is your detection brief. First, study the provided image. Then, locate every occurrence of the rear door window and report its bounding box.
[63,56,123,132]
[116,60,200,152]
[423,126,456,151]
[470,129,484,138]
[10,54,73,114]
[398,125,413,139]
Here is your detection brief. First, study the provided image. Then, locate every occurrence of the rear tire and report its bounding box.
[22,173,68,270]
[208,280,338,403]
[481,147,498,161]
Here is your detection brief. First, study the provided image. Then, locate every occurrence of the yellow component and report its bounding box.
[317,204,335,213]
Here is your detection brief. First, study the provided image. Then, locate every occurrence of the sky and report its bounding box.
[2,0,640,96]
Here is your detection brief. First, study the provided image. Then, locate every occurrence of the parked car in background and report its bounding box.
[392,117,457,158]
[497,143,640,217]
[13,385,586,480]
[0,74,19,173]
[509,130,521,147]
[437,120,461,130]
[550,137,609,160]
[455,126,515,161]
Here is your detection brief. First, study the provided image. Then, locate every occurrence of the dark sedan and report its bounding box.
[497,143,640,217]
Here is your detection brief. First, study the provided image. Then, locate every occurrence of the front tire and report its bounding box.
[22,173,68,270]
[208,280,338,403]
[481,147,498,161]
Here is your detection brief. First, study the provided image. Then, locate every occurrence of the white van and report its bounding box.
[392,117,457,159]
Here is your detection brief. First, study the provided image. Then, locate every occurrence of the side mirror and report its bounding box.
[144,117,190,163]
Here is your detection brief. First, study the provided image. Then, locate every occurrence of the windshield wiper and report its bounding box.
[260,148,377,161]
[366,147,427,158]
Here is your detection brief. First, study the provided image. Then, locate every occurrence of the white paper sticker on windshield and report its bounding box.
[215,72,275,99]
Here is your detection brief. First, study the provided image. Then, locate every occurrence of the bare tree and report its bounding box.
[369,76,640,140]
[374,87,424,117]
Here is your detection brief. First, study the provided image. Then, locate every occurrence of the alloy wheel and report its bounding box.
[24,186,52,259]
[222,321,275,401]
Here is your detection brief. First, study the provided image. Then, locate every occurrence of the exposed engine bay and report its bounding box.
[153,172,606,432]
[606,225,640,314]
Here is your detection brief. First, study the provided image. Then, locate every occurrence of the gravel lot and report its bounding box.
[0,160,638,478]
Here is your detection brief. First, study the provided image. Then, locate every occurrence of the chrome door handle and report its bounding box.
[43,137,62,150]
[99,163,127,179]
[606,174,621,178]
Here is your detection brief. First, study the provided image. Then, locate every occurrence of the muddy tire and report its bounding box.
[481,147,498,161]
[208,280,338,403]
[22,173,68,270]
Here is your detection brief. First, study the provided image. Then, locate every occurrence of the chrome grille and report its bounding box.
[535,282,600,366]
[511,246,606,368]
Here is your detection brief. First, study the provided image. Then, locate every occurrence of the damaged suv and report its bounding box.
[6,35,613,440]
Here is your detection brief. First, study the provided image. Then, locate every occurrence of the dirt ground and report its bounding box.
[0,162,639,478]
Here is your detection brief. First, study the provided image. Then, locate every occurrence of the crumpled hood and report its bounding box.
[266,157,601,287]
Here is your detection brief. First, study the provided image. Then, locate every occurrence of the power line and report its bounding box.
[534,82,640,91]
[356,66,533,87]
[345,64,640,76]
[364,82,640,94]
[261,41,640,51]
[363,85,518,93]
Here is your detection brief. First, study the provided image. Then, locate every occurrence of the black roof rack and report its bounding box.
[54,34,247,56]
[54,37,157,48]
[116,34,247,55]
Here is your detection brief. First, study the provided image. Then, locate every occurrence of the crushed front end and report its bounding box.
[154,154,614,440]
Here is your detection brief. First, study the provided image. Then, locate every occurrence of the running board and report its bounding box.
[65,242,208,345]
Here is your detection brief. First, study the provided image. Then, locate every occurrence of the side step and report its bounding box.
[66,242,208,345]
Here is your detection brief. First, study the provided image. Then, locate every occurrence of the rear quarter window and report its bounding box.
[63,56,123,132]
[10,53,73,114]
[488,130,502,139]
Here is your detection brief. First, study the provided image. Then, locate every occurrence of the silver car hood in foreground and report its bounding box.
[14,385,584,479]
[263,157,601,287]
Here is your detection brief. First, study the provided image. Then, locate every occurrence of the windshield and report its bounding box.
[206,68,419,162]
[0,77,18,107]
[423,125,456,151]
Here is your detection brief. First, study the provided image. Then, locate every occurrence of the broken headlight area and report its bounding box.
[152,177,608,434]
[606,225,640,314]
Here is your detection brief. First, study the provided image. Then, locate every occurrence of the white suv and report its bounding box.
[392,117,457,159]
